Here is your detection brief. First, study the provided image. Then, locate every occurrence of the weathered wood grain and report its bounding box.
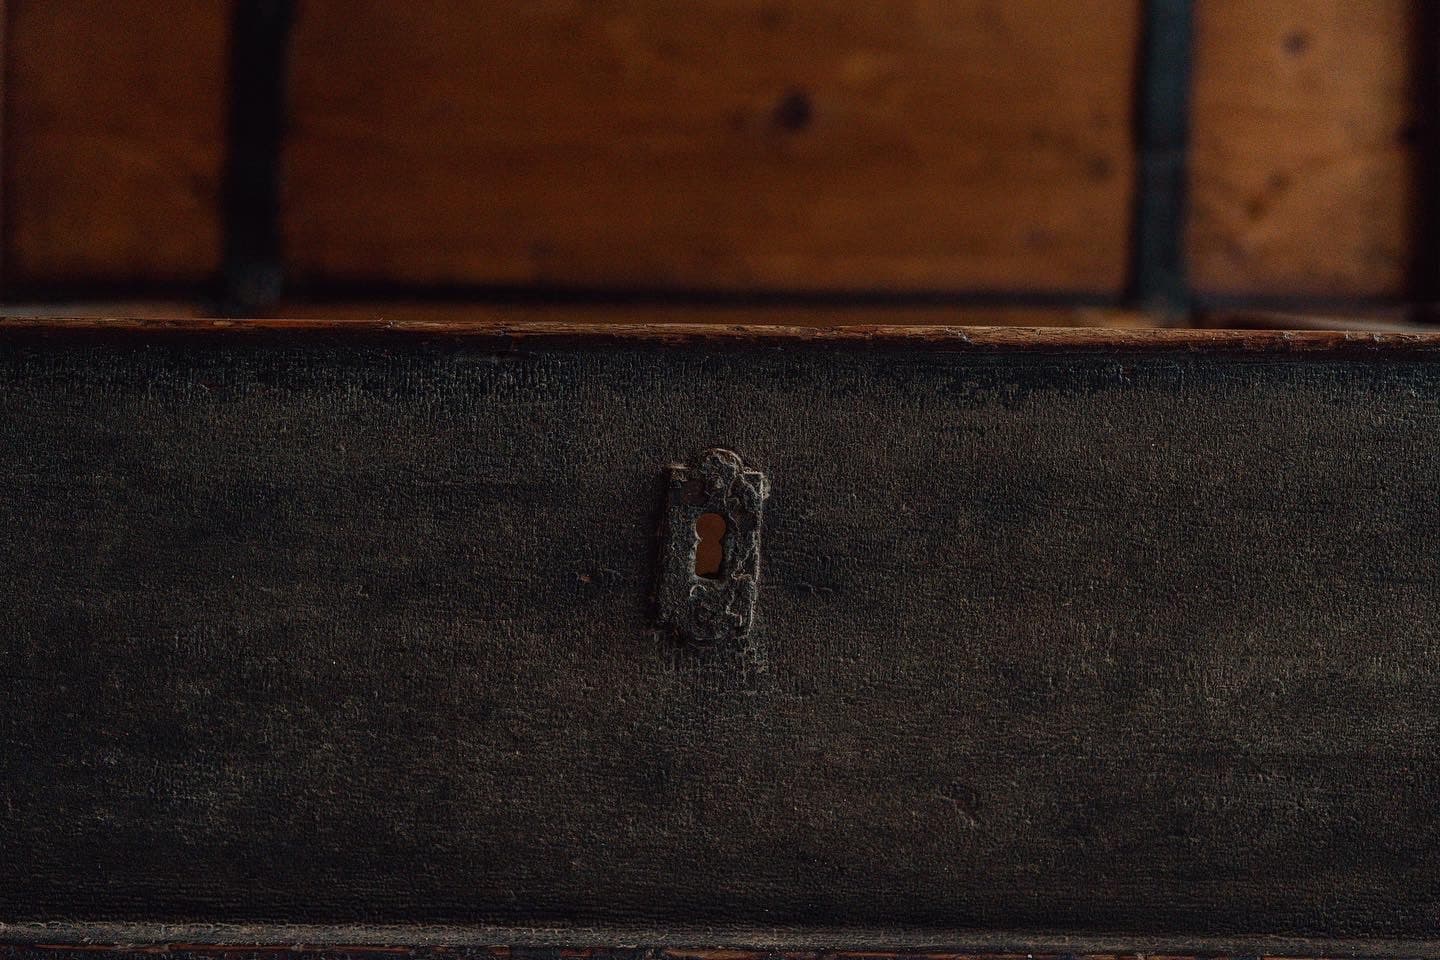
[2,322,1439,945]
[2,1,227,290]
[0,941,1433,960]
[1,316,1430,352]
[1187,0,1418,298]
[283,1,1140,294]
[262,304,1162,329]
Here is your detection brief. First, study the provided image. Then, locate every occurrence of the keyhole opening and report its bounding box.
[694,512,727,578]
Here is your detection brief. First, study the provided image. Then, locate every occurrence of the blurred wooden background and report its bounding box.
[0,1,1433,328]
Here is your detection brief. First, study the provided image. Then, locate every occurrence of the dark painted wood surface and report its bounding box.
[0,947,1411,960]
[2,322,1439,944]
[0,948,1366,960]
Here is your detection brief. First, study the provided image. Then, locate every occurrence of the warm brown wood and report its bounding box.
[0,301,1160,328]
[283,1,1141,294]
[0,300,205,319]
[263,303,1162,329]
[2,1,228,290]
[6,302,1416,334]
[1193,308,1423,332]
[12,303,1418,333]
[5,315,1438,358]
[1187,0,1418,298]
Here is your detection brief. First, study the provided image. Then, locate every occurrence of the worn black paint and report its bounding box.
[0,947,1278,960]
[1,328,1439,941]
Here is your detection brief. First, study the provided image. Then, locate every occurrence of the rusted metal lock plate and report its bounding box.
[657,448,768,644]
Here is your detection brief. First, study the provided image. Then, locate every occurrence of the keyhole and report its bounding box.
[694,512,726,578]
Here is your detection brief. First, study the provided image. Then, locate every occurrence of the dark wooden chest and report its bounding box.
[2,320,1438,959]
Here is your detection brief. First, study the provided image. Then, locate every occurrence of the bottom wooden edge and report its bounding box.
[1,924,1437,959]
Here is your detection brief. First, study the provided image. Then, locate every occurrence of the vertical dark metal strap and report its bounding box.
[0,2,9,295]
[221,0,295,316]
[1130,0,1195,314]
[1411,0,1440,321]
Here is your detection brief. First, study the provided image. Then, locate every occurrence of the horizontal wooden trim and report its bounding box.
[3,304,1429,335]
[261,303,1161,330]
[5,314,1440,356]
[3,924,1440,958]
